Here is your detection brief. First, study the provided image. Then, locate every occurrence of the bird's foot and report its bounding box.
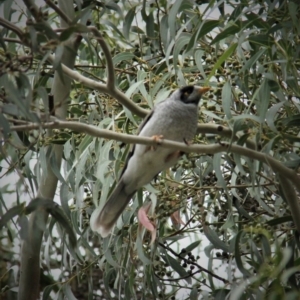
[147,135,164,151]
[152,135,164,144]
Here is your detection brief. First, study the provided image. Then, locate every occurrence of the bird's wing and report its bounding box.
[119,109,155,179]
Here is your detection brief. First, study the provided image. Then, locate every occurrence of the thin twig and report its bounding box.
[0,18,25,41]
[158,242,228,283]
[89,27,115,92]
[155,0,165,56]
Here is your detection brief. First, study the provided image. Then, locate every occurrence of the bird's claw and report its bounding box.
[152,135,164,144]
[149,135,164,151]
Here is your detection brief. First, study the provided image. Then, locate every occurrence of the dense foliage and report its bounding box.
[0,0,300,299]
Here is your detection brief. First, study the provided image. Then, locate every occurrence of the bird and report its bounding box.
[90,85,210,237]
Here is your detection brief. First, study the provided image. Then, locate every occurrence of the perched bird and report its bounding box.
[90,85,210,237]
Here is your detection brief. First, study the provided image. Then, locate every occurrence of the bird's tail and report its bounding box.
[90,180,134,238]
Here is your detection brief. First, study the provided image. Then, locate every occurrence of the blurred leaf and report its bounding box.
[32,23,59,40]
[222,82,232,120]
[173,33,192,70]
[241,48,265,72]
[123,7,136,39]
[185,240,201,253]
[113,52,135,65]
[131,25,144,34]
[235,231,252,277]
[50,207,77,248]
[188,20,220,51]
[203,224,230,252]
[60,24,89,42]
[288,2,300,36]
[282,114,300,127]
[206,43,237,81]
[53,45,64,71]
[42,285,54,300]
[3,0,13,20]
[257,79,270,122]
[266,216,293,226]
[248,34,272,46]
[0,113,11,139]
[162,253,191,284]
[213,289,231,299]
[266,101,285,132]
[211,23,241,44]
[190,286,198,300]
[63,284,77,300]
[168,0,191,40]
[0,204,25,230]
[105,1,123,17]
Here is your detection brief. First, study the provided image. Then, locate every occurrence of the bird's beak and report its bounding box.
[198,87,210,95]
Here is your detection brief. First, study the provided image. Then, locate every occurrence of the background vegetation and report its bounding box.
[0,0,300,299]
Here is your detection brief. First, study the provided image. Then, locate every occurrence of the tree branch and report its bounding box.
[0,17,25,41]
[7,119,300,195]
[89,26,116,92]
[46,53,149,117]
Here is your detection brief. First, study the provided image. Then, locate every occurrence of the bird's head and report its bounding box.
[172,85,210,105]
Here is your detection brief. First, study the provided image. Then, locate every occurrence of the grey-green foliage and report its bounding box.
[1,0,300,299]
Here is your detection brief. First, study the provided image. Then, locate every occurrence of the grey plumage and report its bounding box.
[90,85,209,237]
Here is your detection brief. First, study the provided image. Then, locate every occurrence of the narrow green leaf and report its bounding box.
[184,240,201,253]
[173,33,192,70]
[206,43,237,82]
[235,231,252,277]
[211,23,241,44]
[241,48,265,72]
[265,101,285,132]
[123,7,136,39]
[248,34,272,47]
[266,216,293,226]
[105,1,123,18]
[42,285,54,300]
[196,20,220,41]
[222,82,232,120]
[48,204,77,248]
[256,79,270,122]
[168,0,184,40]
[136,234,151,265]
[288,2,300,35]
[63,284,77,300]
[113,52,135,66]
[203,224,230,252]
[160,15,169,50]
